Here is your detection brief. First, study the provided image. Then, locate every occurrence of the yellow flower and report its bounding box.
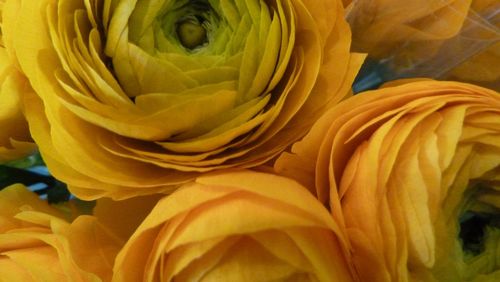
[113,170,357,281]
[6,0,364,200]
[0,184,123,281]
[276,80,500,281]
[0,2,35,163]
[348,0,472,63]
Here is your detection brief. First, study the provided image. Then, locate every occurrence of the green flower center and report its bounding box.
[156,0,220,53]
[459,211,499,255]
[108,0,291,134]
[176,16,208,49]
[448,181,500,280]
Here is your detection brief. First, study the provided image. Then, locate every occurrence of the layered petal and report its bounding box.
[113,170,357,281]
[0,184,123,281]
[0,1,35,163]
[6,0,364,199]
[276,80,500,281]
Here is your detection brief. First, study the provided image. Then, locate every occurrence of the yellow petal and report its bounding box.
[0,184,123,281]
[113,170,356,281]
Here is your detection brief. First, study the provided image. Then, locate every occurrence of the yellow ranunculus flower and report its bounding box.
[0,184,123,281]
[5,0,364,200]
[348,0,472,63]
[0,2,35,163]
[276,80,500,281]
[113,170,357,281]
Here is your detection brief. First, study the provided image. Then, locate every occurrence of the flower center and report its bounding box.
[176,16,208,49]
[458,181,500,259]
[459,211,493,255]
[158,0,218,52]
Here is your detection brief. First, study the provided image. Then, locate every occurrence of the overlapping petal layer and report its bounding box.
[113,170,357,281]
[276,80,500,281]
[0,1,35,163]
[6,0,364,199]
[0,184,123,281]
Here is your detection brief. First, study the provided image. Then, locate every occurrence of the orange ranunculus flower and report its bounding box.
[0,2,35,163]
[5,0,364,200]
[276,80,500,281]
[113,170,357,281]
[0,184,123,281]
[347,0,472,63]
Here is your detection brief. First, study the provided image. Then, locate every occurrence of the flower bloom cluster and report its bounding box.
[0,0,499,281]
